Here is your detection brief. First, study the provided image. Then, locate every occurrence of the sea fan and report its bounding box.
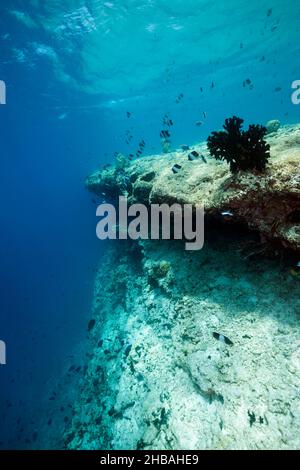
[207,116,270,173]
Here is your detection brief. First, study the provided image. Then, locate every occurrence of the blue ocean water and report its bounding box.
[0,0,300,449]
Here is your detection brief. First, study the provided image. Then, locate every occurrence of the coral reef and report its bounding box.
[207,116,270,173]
[86,123,300,252]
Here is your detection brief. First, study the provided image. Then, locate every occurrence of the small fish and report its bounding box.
[200,87,203,92]
[195,120,203,127]
[203,111,207,119]
[211,81,215,89]
[58,113,68,121]
[88,319,96,332]
[221,211,234,217]
[274,86,282,92]
[213,332,233,346]
[201,155,207,163]
[172,164,182,174]
[188,151,199,161]
[175,93,184,103]
[267,8,272,17]
[126,111,131,118]
[163,114,173,127]
[160,130,171,139]
[181,144,190,151]
[243,78,252,88]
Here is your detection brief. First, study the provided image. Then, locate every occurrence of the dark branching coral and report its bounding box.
[207,116,270,173]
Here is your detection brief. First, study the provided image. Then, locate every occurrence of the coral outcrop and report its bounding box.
[86,124,300,252]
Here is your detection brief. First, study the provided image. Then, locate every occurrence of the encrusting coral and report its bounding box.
[207,116,270,173]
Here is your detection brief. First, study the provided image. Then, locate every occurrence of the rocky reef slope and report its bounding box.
[64,124,300,450]
[65,236,300,450]
[87,124,300,251]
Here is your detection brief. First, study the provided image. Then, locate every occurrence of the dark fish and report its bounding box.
[267,8,272,17]
[211,81,215,89]
[172,164,182,174]
[201,155,207,163]
[163,114,173,127]
[181,144,190,151]
[213,332,233,346]
[244,78,252,86]
[126,111,131,118]
[188,151,199,161]
[200,87,203,92]
[176,93,184,103]
[203,111,207,119]
[88,319,96,332]
[274,86,282,92]
[160,130,170,139]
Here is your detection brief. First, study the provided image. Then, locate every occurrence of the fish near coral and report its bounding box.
[213,332,233,346]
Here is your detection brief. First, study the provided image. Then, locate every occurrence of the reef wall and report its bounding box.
[64,124,300,450]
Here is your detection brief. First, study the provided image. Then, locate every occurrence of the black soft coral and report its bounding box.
[207,116,270,173]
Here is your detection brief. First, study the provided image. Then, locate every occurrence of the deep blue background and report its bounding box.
[0,0,300,448]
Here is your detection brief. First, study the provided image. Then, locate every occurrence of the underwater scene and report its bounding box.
[0,0,300,453]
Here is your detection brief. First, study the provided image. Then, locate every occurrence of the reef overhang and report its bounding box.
[86,124,300,252]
